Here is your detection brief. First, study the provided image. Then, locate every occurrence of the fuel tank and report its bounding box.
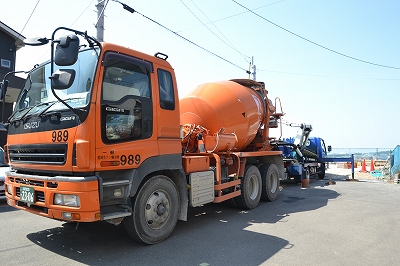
[180,79,267,151]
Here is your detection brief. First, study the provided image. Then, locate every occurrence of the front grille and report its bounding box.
[9,177,58,189]
[8,144,67,165]
[9,175,59,205]
[15,178,44,187]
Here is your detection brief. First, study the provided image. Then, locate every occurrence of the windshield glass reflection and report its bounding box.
[10,48,99,122]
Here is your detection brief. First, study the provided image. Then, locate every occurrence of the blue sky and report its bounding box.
[2,0,399,149]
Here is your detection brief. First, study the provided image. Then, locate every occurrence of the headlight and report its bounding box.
[54,194,80,207]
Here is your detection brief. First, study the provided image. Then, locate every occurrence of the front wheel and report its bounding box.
[232,165,262,209]
[259,163,280,202]
[123,175,179,244]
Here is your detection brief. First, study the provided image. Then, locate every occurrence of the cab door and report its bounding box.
[95,51,158,170]
[154,67,181,156]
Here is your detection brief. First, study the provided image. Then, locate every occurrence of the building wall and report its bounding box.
[390,145,400,176]
[0,31,16,73]
[0,29,19,148]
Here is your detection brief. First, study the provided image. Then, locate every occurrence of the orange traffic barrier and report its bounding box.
[301,178,309,188]
[360,159,367,173]
[370,159,375,172]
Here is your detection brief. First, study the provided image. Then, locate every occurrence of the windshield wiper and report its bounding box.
[37,101,58,117]
[8,106,33,122]
[18,102,53,121]
[38,97,87,117]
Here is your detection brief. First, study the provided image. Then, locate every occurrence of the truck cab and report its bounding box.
[4,28,187,243]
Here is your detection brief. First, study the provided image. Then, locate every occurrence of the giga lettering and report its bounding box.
[24,121,40,130]
[106,107,125,112]
[60,116,75,121]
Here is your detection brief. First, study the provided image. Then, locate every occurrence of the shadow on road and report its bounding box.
[0,200,19,213]
[25,176,340,266]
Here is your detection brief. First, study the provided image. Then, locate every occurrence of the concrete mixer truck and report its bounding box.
[3,27,285,244]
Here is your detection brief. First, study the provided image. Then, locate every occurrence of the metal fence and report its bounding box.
[328,148,392,161]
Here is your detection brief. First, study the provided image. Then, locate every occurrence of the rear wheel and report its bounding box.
[259,163,280,202]
[232,165,262,209]
[123,175,179,244]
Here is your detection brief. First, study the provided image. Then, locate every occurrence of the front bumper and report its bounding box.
[5,171,101,222]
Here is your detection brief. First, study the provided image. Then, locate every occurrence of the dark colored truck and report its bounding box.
[271,124,355,182]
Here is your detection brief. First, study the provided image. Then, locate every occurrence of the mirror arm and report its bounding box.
[48,28,85,122]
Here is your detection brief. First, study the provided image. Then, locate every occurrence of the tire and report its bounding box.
[123,175,179,244]
[318,163,326,179]
[259,163,280,202]
[232,165,262,209]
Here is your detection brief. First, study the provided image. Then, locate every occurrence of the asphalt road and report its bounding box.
[0,174,399,266]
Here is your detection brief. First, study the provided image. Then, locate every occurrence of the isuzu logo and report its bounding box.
[24,121,40,130]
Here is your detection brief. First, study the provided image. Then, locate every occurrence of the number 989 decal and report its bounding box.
[52,130,68,142]
[120,154,141,165]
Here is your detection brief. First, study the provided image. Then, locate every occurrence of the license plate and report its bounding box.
[20,186,35,204]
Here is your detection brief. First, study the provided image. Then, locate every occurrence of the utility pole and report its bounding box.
[95,0,105,42]
[248,56,256,80]
[252,56,256,81]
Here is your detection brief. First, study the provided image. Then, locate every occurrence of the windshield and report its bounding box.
[11,48,99,121]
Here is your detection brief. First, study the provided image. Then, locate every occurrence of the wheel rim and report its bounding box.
[268,171,278,193]
[248,174,260,200]
[145,190,171,230]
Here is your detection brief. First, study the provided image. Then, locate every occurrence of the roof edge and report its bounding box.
[0,21,25,49]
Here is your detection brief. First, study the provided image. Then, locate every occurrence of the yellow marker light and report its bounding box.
[71,213,81,220]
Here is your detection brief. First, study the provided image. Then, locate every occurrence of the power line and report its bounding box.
[20,0,41,34]
[177,0,285,33]
[182,0,250,64]
[26,0,97,71]
[257,68,400,80]
[130,7,249,73]
[69,0,96,28]
[232,0,400,70]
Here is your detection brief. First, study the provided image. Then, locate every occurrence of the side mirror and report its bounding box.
[328,145,332,152]
[54,35,80,66]
[50,69,76,89]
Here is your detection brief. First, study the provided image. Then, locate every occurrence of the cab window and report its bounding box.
[158,69,175,110]
[101,52,153,143]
